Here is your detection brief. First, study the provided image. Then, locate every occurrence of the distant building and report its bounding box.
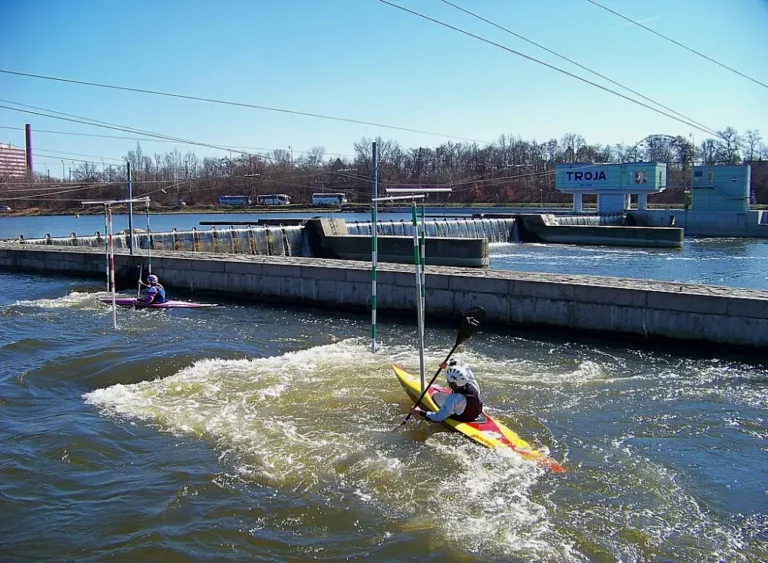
[555,162,667,213]
[0,144,27,179]
[689,165,751,212]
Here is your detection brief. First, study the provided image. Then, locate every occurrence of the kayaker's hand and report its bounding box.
[409,407,421,416]
[440,362,448,370]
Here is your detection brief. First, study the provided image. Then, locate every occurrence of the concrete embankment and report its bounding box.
[631,210,768,238]
[2,243,767,350]
[515,214,684,248]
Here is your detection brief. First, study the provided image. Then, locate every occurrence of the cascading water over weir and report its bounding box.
[20,225,313,258]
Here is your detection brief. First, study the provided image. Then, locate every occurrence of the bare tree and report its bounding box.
[715,127,742,164]
[743,129,763,161]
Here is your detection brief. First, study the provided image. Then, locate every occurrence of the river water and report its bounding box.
[3,212,768,290]
[1,266,767,561]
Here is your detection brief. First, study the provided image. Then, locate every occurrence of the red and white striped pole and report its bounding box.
[108,206,117,329]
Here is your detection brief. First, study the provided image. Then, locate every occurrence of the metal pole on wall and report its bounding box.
[127,161,134,256]
[103,206,109,292]
[108,206,117,329]
[420,202,426,327]
[411,200,425,392]
[146,203,152,274]
[371,141,378,353]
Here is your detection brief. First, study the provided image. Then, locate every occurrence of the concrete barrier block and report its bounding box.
[345,268,373,283]
[316,279,342,303]
[299,278,316,301]
[280,277,303,298]
[509,297,538,324]
[725,296,768,319]
[426,289,455,314]
[194,259,227,273]
[261,276,283,297]
[225,273,249,293]
[573,285,648,307]
[225,261,263,275]
[511,281,575,301]
[263,264,302,278]
[301,266,346,282]
[245,274,263,295]
[165,258,195,271]
[379,285,413,310]
[646,290,728,315]
[394,272,417,287]
[339,282,370,307]
[533,298,574,327]
[449,275,509,295]
[456,292,509,323]
[424,273,450,290]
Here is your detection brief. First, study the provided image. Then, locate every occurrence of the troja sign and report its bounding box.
[564,170,607,182]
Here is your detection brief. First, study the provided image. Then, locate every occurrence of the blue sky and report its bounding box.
[1,0,766,177]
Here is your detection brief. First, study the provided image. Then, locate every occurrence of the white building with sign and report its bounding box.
[555,162,667,213]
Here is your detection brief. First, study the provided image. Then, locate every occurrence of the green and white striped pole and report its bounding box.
[420,202,426,326]
[103,206,109,292]
[146,203,152,275]
[371,142,378,353]
[411,200,426,391]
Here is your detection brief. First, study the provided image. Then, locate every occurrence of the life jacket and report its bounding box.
[452,383,483,422]
[147,285,167,304]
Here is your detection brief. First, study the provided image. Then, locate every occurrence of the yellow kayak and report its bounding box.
[394,364,565,473]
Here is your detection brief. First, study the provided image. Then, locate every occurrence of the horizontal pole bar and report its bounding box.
[372,194,427,202]
[386,187,453,193]
[82,197,150,206]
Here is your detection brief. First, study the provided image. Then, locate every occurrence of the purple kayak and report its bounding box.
[100,298,217,309]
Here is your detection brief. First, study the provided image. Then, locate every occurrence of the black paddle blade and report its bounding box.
[455,306,485,346]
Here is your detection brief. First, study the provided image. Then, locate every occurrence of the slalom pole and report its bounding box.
[108,206,117,329]
[411,200,425,392]
[420,202,426,327]
[146,202,152,275]
[371,141,378,353]
[103,206,109,292]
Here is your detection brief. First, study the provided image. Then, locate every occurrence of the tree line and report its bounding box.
[2,127,766,210]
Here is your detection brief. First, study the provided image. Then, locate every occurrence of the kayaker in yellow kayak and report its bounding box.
[409,360,484,423]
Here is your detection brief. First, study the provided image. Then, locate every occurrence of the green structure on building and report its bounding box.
[689,165,751,212]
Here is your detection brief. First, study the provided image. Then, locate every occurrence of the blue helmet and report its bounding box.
[147,274,158,284]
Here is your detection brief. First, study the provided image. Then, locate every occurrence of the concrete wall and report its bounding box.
[306,218,489,267]
[2,244,768,350]
[517,214,683,248]
[631,210,768,237]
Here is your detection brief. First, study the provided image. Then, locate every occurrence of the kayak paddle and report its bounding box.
[397,306,485,427]
[136,263,143,299]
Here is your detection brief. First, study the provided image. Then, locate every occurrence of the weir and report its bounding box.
[1,243,767,350]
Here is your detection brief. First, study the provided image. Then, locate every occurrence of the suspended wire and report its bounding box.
[0,68,490,144]
[439,0,716,133]
[31,148,124,162]
[585,0,768,91]
[0,100,279,159]
[0,125,358,159]
[378,0,725,138]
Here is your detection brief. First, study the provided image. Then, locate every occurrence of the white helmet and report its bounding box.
[446,364,470,387]
[147,274,158,283]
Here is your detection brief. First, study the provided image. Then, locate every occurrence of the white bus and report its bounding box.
[256,194,291,206]
[218,195,251,206]
[312,192,348,207]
